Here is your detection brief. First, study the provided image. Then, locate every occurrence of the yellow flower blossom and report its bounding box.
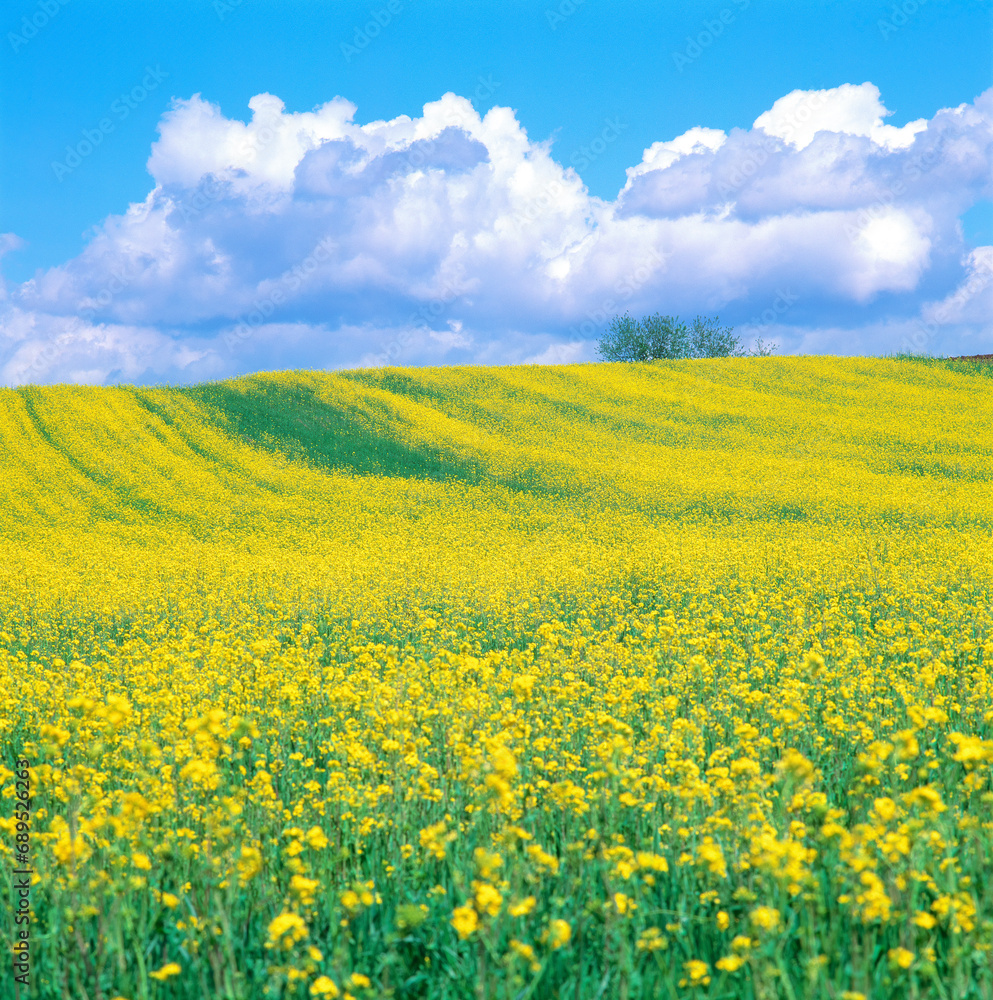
[267,911,308,950]
[451,905,478,940]
[509,896,536,917]
[509,939,541,973]
[682,960,711,986]
[716,954,747,972]
[888,948,915,970]
[305,826,329,850]
[474,882,502,917]
[149,962,181,981]
[636,927,667,952]
[544,919,571,950]
[750,906,780,932]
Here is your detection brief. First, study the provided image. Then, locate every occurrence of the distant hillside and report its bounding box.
[2,357,992,538]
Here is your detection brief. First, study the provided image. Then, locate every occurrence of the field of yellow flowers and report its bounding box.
[1,355,992,999]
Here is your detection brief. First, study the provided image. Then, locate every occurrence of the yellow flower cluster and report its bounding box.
[1,357,992,998]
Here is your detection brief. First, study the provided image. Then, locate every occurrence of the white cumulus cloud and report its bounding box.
[752,82,928,151]
[1,81,991,385]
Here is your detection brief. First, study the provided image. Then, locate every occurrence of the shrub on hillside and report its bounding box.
[597,312,773,361]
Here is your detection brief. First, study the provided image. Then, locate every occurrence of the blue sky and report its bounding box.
[1,0,991,384]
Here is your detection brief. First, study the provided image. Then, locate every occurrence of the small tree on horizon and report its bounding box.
[597,312,767,361]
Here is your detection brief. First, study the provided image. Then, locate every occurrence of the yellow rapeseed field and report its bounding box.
[1,356,992,999]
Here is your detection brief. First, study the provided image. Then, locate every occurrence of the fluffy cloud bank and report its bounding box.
[2,81,991,385]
